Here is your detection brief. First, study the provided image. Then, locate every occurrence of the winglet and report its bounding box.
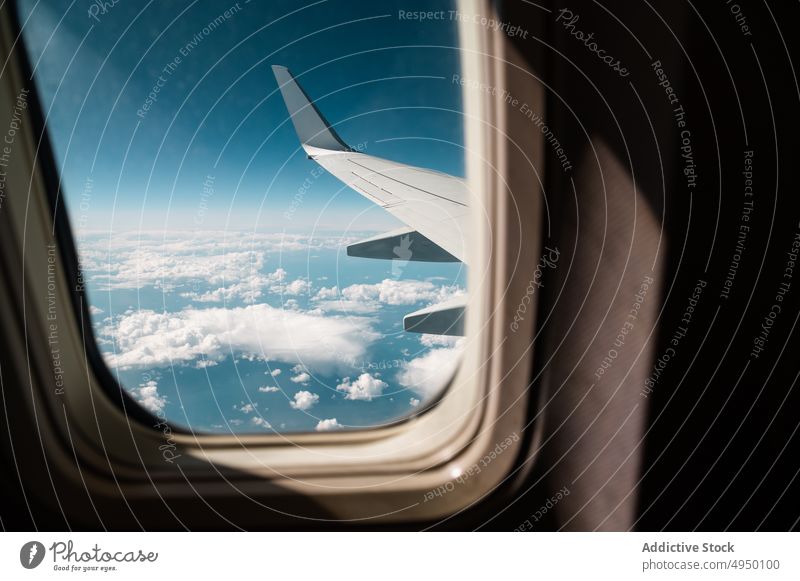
[271,65,351,153]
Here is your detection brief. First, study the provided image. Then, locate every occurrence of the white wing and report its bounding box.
[272,65,467,335]
[272,65,469,264]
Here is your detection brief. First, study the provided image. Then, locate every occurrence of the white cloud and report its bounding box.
[418,333,462,348]
[335,373,387,401]
[133,380,166,414]
[237,403,258,414]
[96,247,265,292]
[290,390,319,410]
[258,386,280,393]
[183,268,287,304]
[315,418,343,431]
[251,417,272,429]
[397,340,465,400]
[314,279,465,313]
[268,368,282,377]
[410,397,420,407]
[280,278,310,295]
[78,230,357,293]
[314,299,380,314]
[89,305,104,315]
[341,279,463,306]
[290,372,311,385]
[100,303,379,371]
[314,286,339,300]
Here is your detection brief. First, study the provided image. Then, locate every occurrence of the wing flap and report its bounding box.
[347,227,459,262]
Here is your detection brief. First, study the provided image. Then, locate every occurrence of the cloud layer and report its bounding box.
[80,231,356,297]
[101,303,379,370]
[314,279,465,313]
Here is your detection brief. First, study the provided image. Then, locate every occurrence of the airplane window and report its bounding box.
[17,0,467,433]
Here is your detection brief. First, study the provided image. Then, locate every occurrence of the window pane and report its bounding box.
[18,0,467,433]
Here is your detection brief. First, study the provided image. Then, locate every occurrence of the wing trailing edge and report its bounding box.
[347,227,459,262]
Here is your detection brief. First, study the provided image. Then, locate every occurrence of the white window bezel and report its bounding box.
[1,0,546,524]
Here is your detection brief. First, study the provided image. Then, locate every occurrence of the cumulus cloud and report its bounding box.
[410,397,420,408]
[133,380,166,414]
[268,368,282,377]
[183,268,287,304]
[280,279,311,296]
[290,372,311,385]
[335,373,387,401]
[251,417,272,429]
[97,246,265,292]
[315,418,343,431]
[397,340,465,400]
[237,402,258,414]
[290,390,319,410]
[314,286,339,300]
[258,386,280,393]
[314,279,464,313]
[100,303,378,371]
[89,305,104,315]
[313,299,380,314]
[314,285,384,314]
[418,333,462,348]
[341,279,463,305]
[79,230,356,293]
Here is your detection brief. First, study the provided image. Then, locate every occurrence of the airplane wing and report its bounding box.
[272,65,468,336]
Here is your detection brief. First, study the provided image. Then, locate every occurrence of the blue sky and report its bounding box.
[20,0,467,433]
[19,0,464,230]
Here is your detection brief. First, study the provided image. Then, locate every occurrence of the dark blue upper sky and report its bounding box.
[19,0,464,231]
